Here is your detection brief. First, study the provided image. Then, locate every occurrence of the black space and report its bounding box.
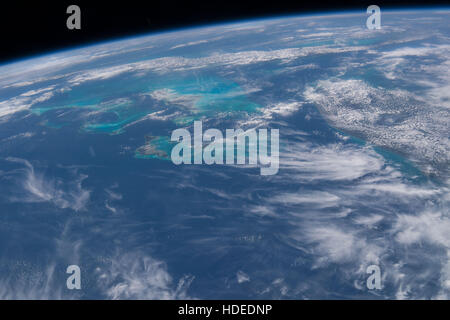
[0,0,449,64]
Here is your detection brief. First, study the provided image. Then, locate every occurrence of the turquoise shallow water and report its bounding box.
[32,75,263,135]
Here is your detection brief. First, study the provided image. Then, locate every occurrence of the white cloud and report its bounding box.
[270,191,340,209]
[6,157,90,211]
[97,253,194,299]
[171,39,209,49]
[0,263,66,300]
[304,79,450,176]
[394,211,450,247]
[281,142,385,181]
[236,270,250,283]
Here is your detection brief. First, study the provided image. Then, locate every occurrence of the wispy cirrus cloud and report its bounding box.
[5,157,90,211]
[96,252,194,300]
[248,132,449,298]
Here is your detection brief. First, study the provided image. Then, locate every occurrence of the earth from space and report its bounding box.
[0,9,449,299]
